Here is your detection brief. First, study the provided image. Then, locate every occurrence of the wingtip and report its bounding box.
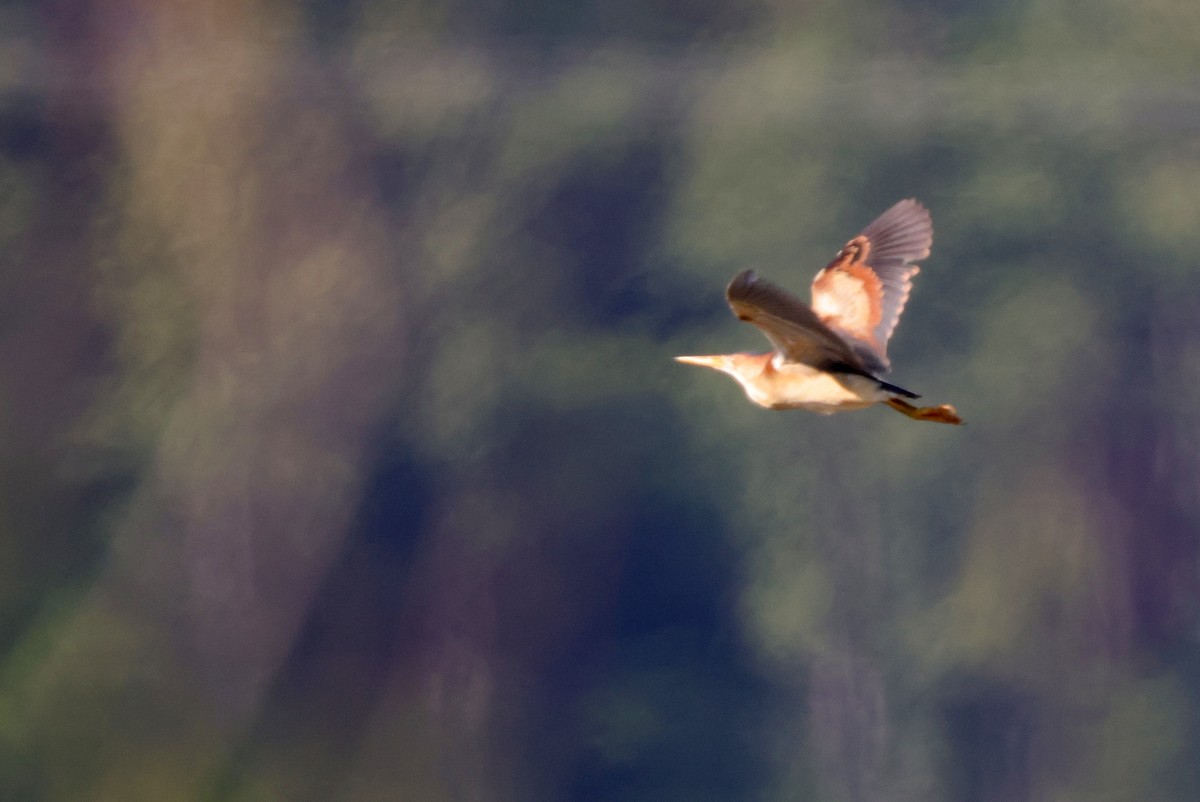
[864,198,933,261]
[886,196,930,219]
[726,268,759,297]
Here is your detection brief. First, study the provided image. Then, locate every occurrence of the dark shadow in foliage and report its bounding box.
[367,121,499,220]
[299,0,355,49]
[612,493,739,639]
[524,141,674,327]
[488,0,766,48]
[368,145,417,212]
[353,442,437,566]
[208,442,435,800]
[487,398,771,801]
[941,675,1035,802]
[0,91,49,161]
[562,495,771,802]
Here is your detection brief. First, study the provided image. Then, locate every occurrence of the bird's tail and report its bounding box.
[877,378,920,399]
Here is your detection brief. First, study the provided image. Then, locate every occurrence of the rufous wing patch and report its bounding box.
[811,235,884,353]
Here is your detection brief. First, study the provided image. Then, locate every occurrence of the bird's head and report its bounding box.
[674,353,765,380]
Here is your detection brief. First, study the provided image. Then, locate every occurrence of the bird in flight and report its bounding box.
[675,199,962,424]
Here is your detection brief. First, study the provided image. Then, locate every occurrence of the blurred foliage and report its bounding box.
[1,1,1199,800]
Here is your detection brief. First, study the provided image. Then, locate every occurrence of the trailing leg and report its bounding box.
[885,397,963,425]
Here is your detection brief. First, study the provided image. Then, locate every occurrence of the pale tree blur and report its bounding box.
[1,1,1198,800]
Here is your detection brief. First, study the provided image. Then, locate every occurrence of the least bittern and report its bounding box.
[676,199,962,424]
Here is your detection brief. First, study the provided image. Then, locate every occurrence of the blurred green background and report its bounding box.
[2,1,1199,800]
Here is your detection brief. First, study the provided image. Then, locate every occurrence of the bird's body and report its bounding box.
[677,353,891,413]
[676,199,962,425]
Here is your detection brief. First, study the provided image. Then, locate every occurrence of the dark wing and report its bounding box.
[726,269,868,371]
[810,199,932,373]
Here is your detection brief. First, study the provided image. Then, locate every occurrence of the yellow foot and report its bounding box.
[886,398,964,425]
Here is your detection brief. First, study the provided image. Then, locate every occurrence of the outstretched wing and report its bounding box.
[726,269,868,371]
[810,199,932,373]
